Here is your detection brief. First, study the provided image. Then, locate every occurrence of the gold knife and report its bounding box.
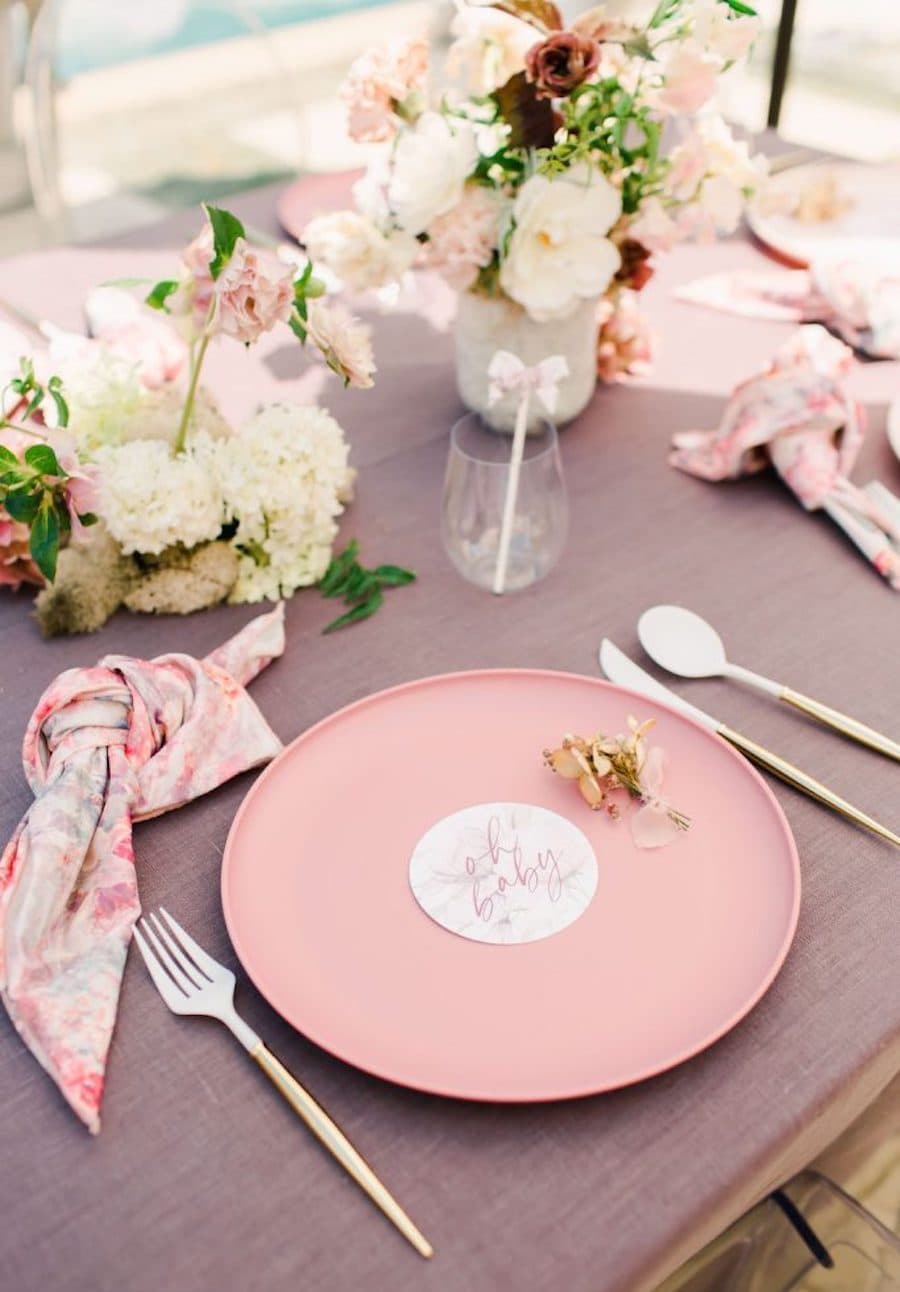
[599,640,900,849]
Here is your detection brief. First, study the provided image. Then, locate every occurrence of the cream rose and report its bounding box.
[447,6,535,95]
[500,165,622,322]
[303,210,418,291]
[388,111,479,235]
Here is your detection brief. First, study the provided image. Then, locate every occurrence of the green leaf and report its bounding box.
[288,312,308,343]
[483,0,562,32]
[5,488,40,523]
[322,586,384,635]
[319,539,360,595]
[48,387,70,428]
[204,204,246,279]
[373,564,416,587]
[648,0,681,27]
[493,72,557,150]
[720,0,756,12]
[341,567,378,602]
[24,388,44,418]
[29,498,60,582]
[145,279,179,310]
[0,444,18,466]
[24,442,62,476]
[102,276,154,288]
[78,511,99,527]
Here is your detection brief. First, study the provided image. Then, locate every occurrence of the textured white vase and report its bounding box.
[454,291,598,432]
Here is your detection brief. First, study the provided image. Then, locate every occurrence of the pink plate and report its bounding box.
[222,670,800,1101]
[277,171,361,243]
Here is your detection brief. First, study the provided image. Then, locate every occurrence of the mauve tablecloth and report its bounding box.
[0,183,899,1292]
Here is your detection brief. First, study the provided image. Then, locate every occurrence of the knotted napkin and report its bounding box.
[0,605,285,1132]
[676,257,900,360]
[670,326,900,589]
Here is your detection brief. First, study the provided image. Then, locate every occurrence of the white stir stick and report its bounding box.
[486,349,569,597]
[493,387,530,596]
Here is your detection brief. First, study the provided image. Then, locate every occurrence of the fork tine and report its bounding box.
[133,924,187,1006]
[148,912,209,987]
[158,906,219,980]
[140,918,200,994]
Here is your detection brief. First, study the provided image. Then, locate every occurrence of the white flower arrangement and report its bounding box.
[304,0,767,380]
[0,204,415,635]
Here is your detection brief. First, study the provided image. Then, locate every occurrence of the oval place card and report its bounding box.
[409,802,598,946]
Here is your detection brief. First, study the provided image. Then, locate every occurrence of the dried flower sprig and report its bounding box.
[543,716,691,833]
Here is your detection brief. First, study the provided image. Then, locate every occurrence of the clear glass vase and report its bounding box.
[454,289,598,433]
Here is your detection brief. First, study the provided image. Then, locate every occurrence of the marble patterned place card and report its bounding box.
[409,802,598,946]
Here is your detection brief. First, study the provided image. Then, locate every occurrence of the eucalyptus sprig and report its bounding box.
[319,539,415,633]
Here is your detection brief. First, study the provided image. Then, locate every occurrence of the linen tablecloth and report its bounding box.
[0,182,898,1292]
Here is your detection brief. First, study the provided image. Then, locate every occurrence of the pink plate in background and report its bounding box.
[222,670,800,1101]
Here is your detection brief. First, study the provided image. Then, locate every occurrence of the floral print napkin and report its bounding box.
[670,325,900,589]
[0,605,285,1132]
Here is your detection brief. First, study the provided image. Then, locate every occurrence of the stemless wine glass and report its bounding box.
[441,411,568,593]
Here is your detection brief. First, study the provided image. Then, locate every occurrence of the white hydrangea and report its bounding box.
[52,343,145,450]
[196,403,352,604]
[96,439,224,556]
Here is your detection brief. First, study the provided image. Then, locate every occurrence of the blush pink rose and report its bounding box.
[213,239,295,344]
[341,37,429,143]
[424,186,504,290]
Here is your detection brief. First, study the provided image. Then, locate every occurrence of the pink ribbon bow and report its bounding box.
[0,605,285,1132]
[487,350,570,416]
[631,746,682,851]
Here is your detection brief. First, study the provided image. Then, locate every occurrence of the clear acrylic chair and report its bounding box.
[660,1171,900,1292]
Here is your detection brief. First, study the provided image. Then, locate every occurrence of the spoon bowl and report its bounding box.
[638,605,728,679]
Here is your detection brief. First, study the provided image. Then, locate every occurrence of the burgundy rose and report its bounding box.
[615,239,655,293]
[525,31,600,100]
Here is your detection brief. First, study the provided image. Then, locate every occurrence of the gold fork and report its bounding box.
[134,907,434,1259]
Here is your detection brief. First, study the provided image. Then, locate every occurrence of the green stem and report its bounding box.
[174,331,210,454]
[0,418,44,439]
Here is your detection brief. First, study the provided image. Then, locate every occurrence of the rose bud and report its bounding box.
[525,31,600,100]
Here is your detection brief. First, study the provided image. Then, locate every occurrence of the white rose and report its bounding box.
[447,6,535,94]
[693,0,760,63]
[388,111,479,234]
[694,174,744,235]
[303,210,418,291]
[500,165,622,322]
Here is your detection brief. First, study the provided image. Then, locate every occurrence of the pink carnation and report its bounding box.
[307,299,376,389]
[214,240,295,344]
[341,37,429,143]
[0,509,42,589]
[424,186,503,291]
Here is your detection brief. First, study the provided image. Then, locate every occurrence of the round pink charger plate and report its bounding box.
[222,670,800,1102]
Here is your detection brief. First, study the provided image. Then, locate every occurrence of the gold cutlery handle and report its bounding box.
[250,1042,433,1259]
[719,725,900,849]
[780,687,900,763]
